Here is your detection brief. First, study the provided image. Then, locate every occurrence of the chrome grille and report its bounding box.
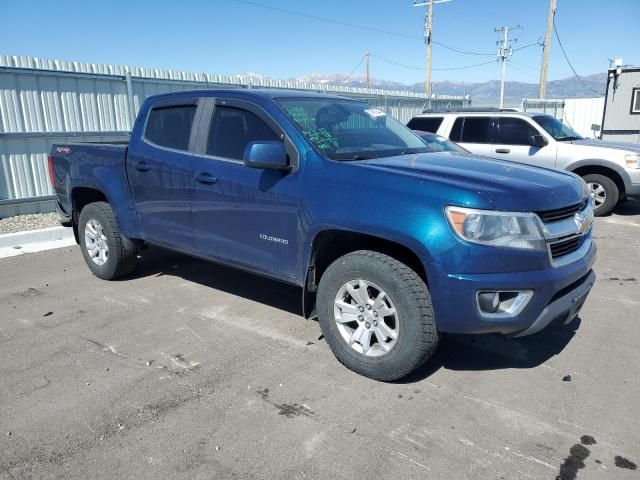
[536,198,588,223]
[549,235,588,259]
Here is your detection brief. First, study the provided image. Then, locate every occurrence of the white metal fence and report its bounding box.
[0,55,470,203]
[521,97,605,138]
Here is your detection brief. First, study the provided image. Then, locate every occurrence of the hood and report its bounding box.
[572,139,640,154]
[351,153,585,212]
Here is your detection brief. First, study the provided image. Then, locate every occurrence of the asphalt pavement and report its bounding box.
[1,201,639,479]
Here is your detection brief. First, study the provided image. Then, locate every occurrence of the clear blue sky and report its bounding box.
[1,0,638,85]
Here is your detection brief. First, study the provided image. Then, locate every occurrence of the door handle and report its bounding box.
[134,160,151,172]
[195,172,217,185]
[495,148,511,154]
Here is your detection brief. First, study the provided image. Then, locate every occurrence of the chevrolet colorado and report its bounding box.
[50,90,596,381]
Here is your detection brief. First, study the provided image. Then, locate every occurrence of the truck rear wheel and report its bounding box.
[78,202,138,280]
[583,173,619,216]
[317,250,439,381]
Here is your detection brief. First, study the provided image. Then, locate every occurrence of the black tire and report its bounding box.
[78,202,138,280]
[317,250,439,381]
[583,173,619,216]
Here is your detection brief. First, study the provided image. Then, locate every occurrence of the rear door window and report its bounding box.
[407,116,444,133]
[145,105,197,151]
[458,117,492,143]
[496,117,540,145]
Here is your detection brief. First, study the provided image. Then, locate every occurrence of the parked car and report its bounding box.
[411,130,469,154]
[50,90,596,381]
[408,109,640,215]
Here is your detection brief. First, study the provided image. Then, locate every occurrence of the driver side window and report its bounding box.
[496,118,540,145]
[206,106,280,160]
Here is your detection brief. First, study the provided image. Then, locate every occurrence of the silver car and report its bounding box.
[408,110,640,215]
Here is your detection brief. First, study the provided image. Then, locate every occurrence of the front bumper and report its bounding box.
[428,240,597,335]
[624,169,640,197]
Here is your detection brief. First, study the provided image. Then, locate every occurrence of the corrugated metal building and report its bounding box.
[601,66,640,143]
[521,97,606,138]
[0,55,471,216]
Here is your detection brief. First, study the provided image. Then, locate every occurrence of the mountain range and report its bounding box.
[243,72,607,106]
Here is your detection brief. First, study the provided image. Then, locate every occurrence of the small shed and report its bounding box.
[601,66,640,143]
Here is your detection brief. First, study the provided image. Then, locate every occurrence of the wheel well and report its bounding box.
[571,165,626,197]
[303,230,427,319]
[71,188,107,218]
[70,188,108,243]
[308,230,427,288]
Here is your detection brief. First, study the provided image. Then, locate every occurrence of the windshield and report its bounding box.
[415,132,468,153]
[276,98,430,160]
[533,114,583,141]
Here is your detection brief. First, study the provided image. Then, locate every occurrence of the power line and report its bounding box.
[233,0,420,39]
[370,54,422,70]
[433,40,494,56]
[512,42,541,52]
[371,54,495,71]
[553,18,604,96]
[433,60,497,71]
[343,55,366,81]
[233,0,493,56]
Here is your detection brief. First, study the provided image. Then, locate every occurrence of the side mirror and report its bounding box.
[529,135,548,148]
[243,141,291,172]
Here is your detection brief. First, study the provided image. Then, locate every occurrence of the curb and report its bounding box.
[0,226,76,259]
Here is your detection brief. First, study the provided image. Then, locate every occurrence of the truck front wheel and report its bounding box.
[78,202,138,280]
[583,173,619,216]
[317,250,439,381]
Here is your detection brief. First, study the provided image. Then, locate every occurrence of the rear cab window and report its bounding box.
[144,104,197,151]
[450,116,492,143]
[407,116,444,133]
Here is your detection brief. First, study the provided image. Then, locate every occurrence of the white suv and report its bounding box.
[408,110,640,216]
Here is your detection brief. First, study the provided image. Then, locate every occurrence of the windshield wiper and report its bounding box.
[557,136,583,141]
[334,154,378,161]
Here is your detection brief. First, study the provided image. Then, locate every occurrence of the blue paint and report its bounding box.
[51,89,596,335]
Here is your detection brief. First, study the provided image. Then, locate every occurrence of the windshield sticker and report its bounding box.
[364,108,386,118]
[283,105,339,151]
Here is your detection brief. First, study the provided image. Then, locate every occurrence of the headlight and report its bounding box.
[625,154,640,169]
[445,206,546,251]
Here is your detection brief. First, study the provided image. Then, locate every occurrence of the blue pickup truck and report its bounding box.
[50,89,596,381]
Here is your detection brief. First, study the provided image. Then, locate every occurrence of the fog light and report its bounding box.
[476,290,533,317]
[478,292,500,313]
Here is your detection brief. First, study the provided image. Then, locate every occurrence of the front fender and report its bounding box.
[566,158,632,189]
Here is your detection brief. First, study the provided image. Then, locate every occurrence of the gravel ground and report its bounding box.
[0,212,61,234]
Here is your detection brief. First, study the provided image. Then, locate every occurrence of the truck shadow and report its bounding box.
[128,246,580,383]
[398,321,580,383]
[128,246,303,316]
[611,197,640,216]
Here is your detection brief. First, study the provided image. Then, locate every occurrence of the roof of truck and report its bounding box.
[146,88,351,102]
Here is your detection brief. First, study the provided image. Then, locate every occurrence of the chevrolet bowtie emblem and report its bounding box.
[574,212,590,234]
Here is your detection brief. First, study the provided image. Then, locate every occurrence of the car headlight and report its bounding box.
[625,154,640,169]
[445,206,546,251]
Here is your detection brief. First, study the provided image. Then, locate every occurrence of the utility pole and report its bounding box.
[413,0,452,97]
[495,25,520,109]
[365,52,370,90]
[539,0,557,98]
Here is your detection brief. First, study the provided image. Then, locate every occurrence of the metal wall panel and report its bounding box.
[563,97,605,138]
[0,55,470,201]
[602,69,640,143]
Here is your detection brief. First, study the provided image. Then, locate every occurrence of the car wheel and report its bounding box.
[78,202,138,280]
[583,173,619,216]
[317,250,439,381]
